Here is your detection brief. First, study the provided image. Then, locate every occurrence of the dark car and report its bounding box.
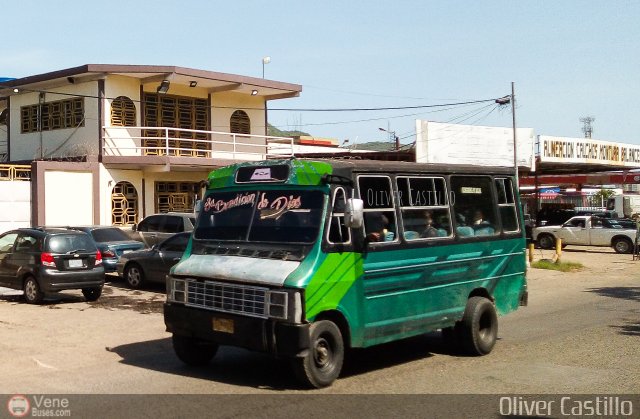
[65,226,145,273]
[130,213,196,247]
[117,232,190,289]
[0,228,105,304]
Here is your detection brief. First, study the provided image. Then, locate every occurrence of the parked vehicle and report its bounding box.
[607,194,640,219]
[117,232,190,289]
[533,215,637,253]
[0,228,105,303]
[130,213,196,247]
[64,226,144,273]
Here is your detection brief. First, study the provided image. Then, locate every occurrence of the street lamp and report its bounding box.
[262,56,271,78]
[379,127,400,151]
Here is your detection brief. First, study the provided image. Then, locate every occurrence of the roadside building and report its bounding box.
[0,64,304,228]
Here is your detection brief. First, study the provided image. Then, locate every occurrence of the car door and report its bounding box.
[136,215,164,247]
[0,232,19,286]
[558,218,588,244]
[147,233,190,283]
[6,233,39,288]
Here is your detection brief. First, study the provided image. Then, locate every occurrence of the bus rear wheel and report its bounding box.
[459,296,498,356]
[172,334,219,366]
[291,320,344,388]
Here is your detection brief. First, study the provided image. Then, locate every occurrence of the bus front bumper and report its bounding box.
[164,303,310,357]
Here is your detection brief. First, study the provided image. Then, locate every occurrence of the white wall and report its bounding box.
[0,181,31,233]
[9,82,100,161]
[44,171,93,225]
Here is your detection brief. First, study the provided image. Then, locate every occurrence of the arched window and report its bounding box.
[110,96,136,127]
[111,181,138,225]
[0,109,8,125]
[230,110,250,135]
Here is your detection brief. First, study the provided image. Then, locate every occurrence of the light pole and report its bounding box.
[495,82,517,179]
[262,56,271,78]
[379,127,400,151]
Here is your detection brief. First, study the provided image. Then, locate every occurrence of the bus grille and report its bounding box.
[186,280,268,318]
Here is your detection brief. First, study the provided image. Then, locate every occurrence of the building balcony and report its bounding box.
[102,126,294,171]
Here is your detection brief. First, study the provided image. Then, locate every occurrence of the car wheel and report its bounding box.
[124,263,145,289]
[458,296,498,356]
[613,238,633,254]
[537,234,555,249]
[23,276,44,304]
[82,286,103,302]
[172,334,218,366]
[291,320,344,388]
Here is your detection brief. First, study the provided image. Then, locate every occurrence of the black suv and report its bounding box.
[0,228,105,304]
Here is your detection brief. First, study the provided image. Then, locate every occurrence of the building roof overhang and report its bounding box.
[0,64,302,100]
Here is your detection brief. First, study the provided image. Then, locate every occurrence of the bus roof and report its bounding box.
[206,158,517,189]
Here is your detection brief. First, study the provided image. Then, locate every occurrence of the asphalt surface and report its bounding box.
[0,247,638,396]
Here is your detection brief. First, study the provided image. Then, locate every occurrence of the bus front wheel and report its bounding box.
[172,334,219,366]
[292,320,344,388]
[459,296,498,356]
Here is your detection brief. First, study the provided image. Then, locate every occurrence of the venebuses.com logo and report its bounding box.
[7,395,30,418]
[6,394,71,417]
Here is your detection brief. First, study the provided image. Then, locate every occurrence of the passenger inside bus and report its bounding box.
[365,213,393,242]
[420,210,439,238]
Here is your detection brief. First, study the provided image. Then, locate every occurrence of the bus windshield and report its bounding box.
[194,189,324,243]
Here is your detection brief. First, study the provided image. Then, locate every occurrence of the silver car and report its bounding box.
[130,212,195,247]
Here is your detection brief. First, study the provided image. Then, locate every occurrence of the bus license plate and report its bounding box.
[213,318,234,334]
[68,259,83,268]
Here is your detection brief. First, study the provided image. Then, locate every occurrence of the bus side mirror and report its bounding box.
[345,198,364,229]
[194,199,202,219]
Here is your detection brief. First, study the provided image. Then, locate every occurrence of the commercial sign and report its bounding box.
[539,136,640,167]
[415,121,535,170]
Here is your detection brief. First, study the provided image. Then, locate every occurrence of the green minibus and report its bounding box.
[164,158,528,388]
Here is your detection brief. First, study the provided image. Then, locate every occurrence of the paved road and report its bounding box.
[0,248,638,396]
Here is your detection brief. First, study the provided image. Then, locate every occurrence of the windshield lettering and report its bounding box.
[258,193,303,220]
[204,192,256,213]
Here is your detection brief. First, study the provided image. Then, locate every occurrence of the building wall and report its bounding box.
[0,181,31,233]
[44,171,94,225]
[9,82,100,161]
[99,166,209,225]
[103,75,143,156]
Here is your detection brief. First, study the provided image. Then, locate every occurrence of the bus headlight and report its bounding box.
[267,291,288,319]
[168,278,187,303]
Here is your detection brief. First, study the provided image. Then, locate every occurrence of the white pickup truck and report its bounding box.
[533,216,637,254]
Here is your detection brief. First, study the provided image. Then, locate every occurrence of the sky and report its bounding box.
[2,1,639,147]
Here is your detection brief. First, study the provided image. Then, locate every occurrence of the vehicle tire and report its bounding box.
[23,276,44,304]
[613,237,633,254]
[172,334,218,366]
[291,320,344,388]
[459,296,498,356]
[124,263,145,289]
[537,234,555,250]
[82,286,103,302]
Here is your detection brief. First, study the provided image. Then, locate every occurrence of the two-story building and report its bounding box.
[0,64,302,227]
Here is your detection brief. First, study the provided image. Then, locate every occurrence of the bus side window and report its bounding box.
[451,176,498,238]
[396,176,452,241]
[327,187,351,244]
[357,175,397,243]
[495,177,519,233]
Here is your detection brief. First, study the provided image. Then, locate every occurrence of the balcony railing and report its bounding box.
[103,126,294,161]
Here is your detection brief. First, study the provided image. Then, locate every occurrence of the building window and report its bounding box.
[111,181,138,226]
[110,96,136,126]
[142,93,209,156]
[230,110,250,135]
[0,109,7,125]
[155,181,199,213]
[20,98,84,133]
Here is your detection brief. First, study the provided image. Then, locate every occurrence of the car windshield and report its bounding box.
[90,228,131,242]
[47,234,97,253]
[194,189,324,243]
